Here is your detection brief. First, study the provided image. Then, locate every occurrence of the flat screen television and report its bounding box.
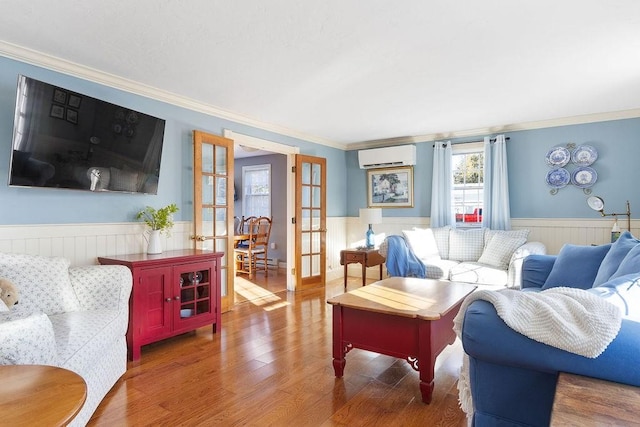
[8,75,166,194]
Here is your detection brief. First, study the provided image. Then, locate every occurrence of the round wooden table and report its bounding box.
[0,365,87,426]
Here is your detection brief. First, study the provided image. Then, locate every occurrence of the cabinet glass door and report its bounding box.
[193,131,234,312]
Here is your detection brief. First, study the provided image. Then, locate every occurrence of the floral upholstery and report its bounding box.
[0,253,132,426]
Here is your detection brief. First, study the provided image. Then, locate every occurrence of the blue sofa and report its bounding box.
[461,231,640,426]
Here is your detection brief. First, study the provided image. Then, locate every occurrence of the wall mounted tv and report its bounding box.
[8,75,166,194]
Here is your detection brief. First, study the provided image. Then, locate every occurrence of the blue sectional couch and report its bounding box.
[460,231,640,426]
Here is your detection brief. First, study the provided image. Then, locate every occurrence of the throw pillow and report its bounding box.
[478,234,527,270]
[484,229,530,249]
[449,228,485,262]
[593,231,640,286]
[402,228,440,261]
[431,226,451,259]
[609,243,640,281]
[541,243,611,290]
[589,272,640,321]
[0,252,80,315]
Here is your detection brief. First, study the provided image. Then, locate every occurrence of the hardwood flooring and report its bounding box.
[88,275,467,426]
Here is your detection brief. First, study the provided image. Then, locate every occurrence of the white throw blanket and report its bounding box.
[453,287,622,418]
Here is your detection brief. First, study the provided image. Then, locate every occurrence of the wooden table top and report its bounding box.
[551,372,640,426]
[327,277,476,320]
[0,365,87,426]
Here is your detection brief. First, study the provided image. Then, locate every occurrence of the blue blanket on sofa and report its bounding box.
[384,235,426,278]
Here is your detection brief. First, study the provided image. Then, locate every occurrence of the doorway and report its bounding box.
[224,130,298,300]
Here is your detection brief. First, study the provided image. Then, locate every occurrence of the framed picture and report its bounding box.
[53,88,67,104]
[66,108,78,124]
[367,166,414,208]
[68,94,82,108]
[50,104,65,119]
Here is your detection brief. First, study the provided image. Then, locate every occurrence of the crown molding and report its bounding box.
[348,108,640,150]
[0,40,346,150]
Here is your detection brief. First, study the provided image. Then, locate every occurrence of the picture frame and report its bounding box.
[367,166,414,208]
[68,94,82,108]
[50,104,65,119]
[66,108,78,124]
[53,88,67,104]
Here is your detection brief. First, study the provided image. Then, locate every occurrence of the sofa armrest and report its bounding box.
[461,299,640,425]
[0,310,58,365]
[521,254,557,289]
[507,241,547,288]
[69,265,132,312]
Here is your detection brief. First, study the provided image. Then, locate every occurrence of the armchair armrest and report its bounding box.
[69,265,132,312]
[507,241,547,288]
[0,310,58,365]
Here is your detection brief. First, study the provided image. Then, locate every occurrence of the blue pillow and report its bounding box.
[609,243,640,280]
[541,243,611,290]
[589,272,640,321]
[593,231,640,286]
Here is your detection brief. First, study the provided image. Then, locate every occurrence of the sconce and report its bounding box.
[587,196,631,231]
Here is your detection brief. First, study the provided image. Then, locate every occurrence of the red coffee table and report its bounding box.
[327,277,476,403]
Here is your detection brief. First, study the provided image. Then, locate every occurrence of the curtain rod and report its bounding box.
[432,136,510,148]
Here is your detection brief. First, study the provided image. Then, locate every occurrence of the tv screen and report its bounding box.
[8,75,166,194]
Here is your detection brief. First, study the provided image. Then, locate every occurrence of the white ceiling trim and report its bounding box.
[2,40,639,153]
[0,40,344,150]
[349,108,640,150]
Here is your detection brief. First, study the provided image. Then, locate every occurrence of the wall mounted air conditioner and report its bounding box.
[358,144,417,169]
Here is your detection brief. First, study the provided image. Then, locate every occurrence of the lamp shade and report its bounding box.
[359,208,382,225]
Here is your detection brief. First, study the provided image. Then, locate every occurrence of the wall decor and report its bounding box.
[66,108,78,124]
[367,166,413,208]
[545,143,598,195]
[50,104,65,119]
[53,88,67,104]
[68,94,82,108]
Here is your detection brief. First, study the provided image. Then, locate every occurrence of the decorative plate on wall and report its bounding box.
[571,166,597,188]
[545,146,571,167]
[572,145,598,166]
[546,168,570,188]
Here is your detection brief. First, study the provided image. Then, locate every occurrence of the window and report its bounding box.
[452,142,484,226]
[242,164,271,217]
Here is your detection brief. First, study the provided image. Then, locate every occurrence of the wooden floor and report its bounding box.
[88,274,467,426]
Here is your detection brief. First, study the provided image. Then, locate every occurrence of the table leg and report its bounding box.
[343,262,348,291]
[418,320,436,404]
[379,263,383,280]
[362,262,366,287]
[332,306,346,377]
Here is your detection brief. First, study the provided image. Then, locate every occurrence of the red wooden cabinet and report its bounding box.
[98,249,223,361]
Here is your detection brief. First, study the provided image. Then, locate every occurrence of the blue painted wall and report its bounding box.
[346,118,639,220]
[0,56,347,225]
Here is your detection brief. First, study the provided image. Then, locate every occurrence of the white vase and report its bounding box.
[147,230,162,254]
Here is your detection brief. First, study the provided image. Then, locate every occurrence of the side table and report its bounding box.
[0,365,87,426]
[339,248,385,290]
[551,372,640,426]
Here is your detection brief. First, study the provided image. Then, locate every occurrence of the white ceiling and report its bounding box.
[1,1,639,148]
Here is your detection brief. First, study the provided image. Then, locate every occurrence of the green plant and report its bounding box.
[136,203,179,234]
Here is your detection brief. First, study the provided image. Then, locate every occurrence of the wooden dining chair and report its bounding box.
[234,216,272,277]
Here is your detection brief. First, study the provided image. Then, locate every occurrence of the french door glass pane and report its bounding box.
[202,144,214,173]
[215,146,227,174]
[302,162,311,185]
[202,176,213,204]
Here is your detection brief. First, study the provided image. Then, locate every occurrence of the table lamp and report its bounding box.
[359,208,382,249]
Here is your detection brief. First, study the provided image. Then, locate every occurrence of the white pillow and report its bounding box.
[0,253,80,315]
[478,234,527,269]
[484,229,529,249]
[449,228,486,262]
[402,228,440,260]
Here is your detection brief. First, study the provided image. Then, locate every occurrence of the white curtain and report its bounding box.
[430,141,454,227]
[482,135,511,230]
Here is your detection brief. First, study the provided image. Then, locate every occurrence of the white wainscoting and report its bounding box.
[0,222,194,267]
[0,217,634,281]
